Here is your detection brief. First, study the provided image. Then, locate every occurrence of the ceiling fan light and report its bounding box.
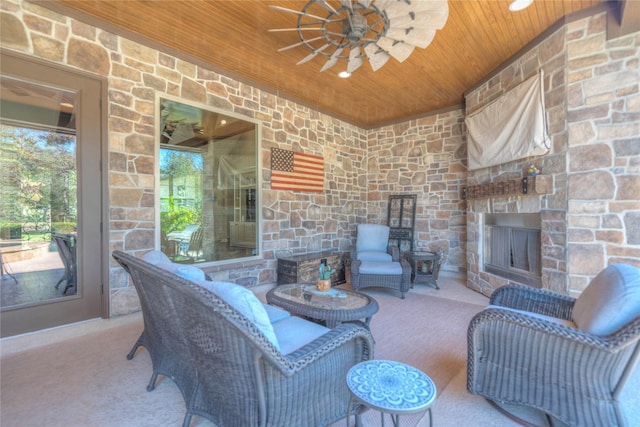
[509,0,533,12]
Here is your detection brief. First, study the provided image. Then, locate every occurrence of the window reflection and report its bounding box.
[158,97,258,264]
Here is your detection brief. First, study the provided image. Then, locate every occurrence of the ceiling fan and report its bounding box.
[269,0,449,74]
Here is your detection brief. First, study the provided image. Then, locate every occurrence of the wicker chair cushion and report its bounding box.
[173,265,206,282]
[485,305,577,328]
[356,224,390,253]
[271,316,330,355]
[359,261,403,275]
[572,263,640,336]
[142,250,172,265]
[356,251,393,262]
[263,304,291,323]
[196,280,280,350]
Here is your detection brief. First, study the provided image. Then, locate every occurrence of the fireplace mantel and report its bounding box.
[463,175,552,200]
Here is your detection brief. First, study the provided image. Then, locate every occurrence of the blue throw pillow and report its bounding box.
[196,280,280,351]
[142,250,172,265]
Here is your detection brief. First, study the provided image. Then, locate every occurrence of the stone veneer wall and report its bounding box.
[565,13,640,295]
[366,111,468,273]
[1,0,371,316]
[3,1,635,316]
[466,12,639,297]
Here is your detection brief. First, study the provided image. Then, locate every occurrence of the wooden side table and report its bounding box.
[406,251,441,289]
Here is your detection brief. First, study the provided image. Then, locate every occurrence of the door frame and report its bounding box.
[0,50,109,336]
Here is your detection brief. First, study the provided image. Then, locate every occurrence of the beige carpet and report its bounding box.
[2,278,638,426]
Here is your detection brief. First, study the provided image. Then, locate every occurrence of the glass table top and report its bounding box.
[272,284,370,311]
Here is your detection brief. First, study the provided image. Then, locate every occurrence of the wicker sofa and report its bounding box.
[112,250,375,427]
[467,264,640,426]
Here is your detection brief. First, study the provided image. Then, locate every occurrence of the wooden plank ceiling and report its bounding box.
[38,0,607,128]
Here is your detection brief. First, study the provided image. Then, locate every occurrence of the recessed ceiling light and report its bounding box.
[509,0,533,12]
[338,71,351,79]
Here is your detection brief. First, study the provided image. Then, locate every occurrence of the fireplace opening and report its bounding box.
[483,213,541,287]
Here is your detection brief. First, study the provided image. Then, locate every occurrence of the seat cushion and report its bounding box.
[357,251,392,262]
[271,316,330,355]
[572,264,640,336]
[263,304,291,323]
[197,280,280,351]
[359,261,403,275]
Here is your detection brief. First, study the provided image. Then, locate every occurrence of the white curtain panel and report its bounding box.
[465,71,550,170]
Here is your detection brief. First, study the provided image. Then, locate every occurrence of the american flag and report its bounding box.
[271,147,324,192]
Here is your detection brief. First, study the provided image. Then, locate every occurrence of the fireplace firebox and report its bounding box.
[483,213,541,287]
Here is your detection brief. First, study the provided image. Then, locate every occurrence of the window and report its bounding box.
[157,96,259,265]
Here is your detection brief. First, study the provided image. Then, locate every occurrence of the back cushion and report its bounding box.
[142,250,172,265]
[197,280,280,351]
[572,264,640,336]
[356,224,390,253]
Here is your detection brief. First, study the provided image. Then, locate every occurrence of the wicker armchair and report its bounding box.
[51,232,77,294]
[112,250,375,427]
[467,264,640,427]
[350,224,411,298]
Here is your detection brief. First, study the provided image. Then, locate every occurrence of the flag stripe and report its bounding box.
[271,148,324,192]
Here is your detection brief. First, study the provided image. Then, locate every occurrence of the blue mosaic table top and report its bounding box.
[346,360,436,413]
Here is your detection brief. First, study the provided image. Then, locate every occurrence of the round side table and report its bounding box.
[346,360,436,427]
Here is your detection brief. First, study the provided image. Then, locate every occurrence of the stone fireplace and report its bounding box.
[463,12,639,299]
[466,173,566,297]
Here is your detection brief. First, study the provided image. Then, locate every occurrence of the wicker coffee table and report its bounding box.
[266,283,378,328]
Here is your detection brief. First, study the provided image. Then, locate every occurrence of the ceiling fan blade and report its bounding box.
[297,43,331,65]
[341,0,353,11]
[347,47,364,73]
[376,37,415,62]
[359,0,373,8]
[377,0,449,29]
[268,5,329,22]
[372,0,394,10]
[384,0,447,19]
[316,0,338,14]
[390,13,449,31]
[277,36,324,52]
[386,28,436,49]
[268,27,323,32]
[364,43,390,71]
[320,48,344,72]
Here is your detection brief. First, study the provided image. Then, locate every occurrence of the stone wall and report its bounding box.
[2,0,370,315]
[367,111,468,273]
[3,0,636,317]
[565,13,640,295]
[466,12,640,297]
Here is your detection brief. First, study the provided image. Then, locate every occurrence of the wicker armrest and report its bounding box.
[490,284,575,320]
[471,307,608,350]
[388,245,400,261]
[282,322,374,373]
